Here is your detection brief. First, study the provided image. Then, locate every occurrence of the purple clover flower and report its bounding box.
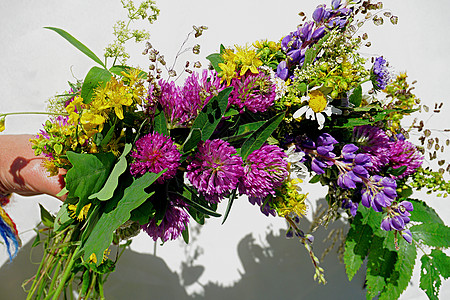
[186,139,244,203]
[372,56,390,90]
[229,71,276,113]
[352,125,391,172]
[388,139,423,179]
[148,70,223,126]
[141,198,189,242]
[239,144,288,201]
[130,132,181,184]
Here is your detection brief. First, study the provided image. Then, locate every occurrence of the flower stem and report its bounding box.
[51,246,81,300]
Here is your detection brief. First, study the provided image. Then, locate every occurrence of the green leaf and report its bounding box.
[236,121,266,136]
[66,151,115,213]
[344,212,373,281]
[349,85,362,107]
[89,144,132,201]
[109,65,147,79]
[240,112,285,160]
[82,170,163,265]
[190,87,232,142]
[365,235,398,299]
[182,128,202,153]
[386,166,407,177]
[130,199,155,225]
[99,124,116,148]
[420,255,441,300]
[182,222,189,244]
[153,107,168,136]
[430,249,450,279]
[301,32,331,70]
[53,203,74,232]
[179,185,221,217]
[222,189,237,225]
[31,231,41,248]
[45,27,106,68]
[39,204,55,228]
[378,238,417,300]
[206,53,224,73]
[410,223,450,248]
[409,199,444,225]
[309,175,321,184]
[81,66,113,104]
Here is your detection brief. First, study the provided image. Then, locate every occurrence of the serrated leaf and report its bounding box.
[39,204,55,228]
[240,112,285,160]
[366,235,398,299]
[420,255,441,300]
[349,85,362,107]
[430,249,450,279]
[344,212,373,281]
[66,151,115,214]
[81,66,113,104]
[409,199,444,225]
[378,238,417,300]
[45,27,106,68]
[82,170,163,265]
[190,87,232,142]
[410,223,450,248]
[89,144,132,201]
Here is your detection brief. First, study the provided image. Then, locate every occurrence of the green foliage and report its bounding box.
[344,206,417,299]
[187,87,232,147]
[66,151,116,214]
[240,112,284,160]
[89,144,132,201]
[409,199,444,225]
[410,223,450,248]
[206,52,224,73]
[179,184,221,218]
[302,32,331,70]
[153,107,169,136]
[349,85,362,107]
[420,250,450,300]
[39,204,55,228]
[44,27,106,68]
[53,203,74,232]
[81,170,164,265]
[81,66,113,104]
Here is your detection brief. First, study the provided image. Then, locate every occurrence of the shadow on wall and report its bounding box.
[0,213,367,299]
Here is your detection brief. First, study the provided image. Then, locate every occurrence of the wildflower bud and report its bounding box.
[193,44,201,54]
[193,61,202,68]
[168,69,177,77]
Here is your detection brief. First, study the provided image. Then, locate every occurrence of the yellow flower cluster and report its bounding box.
[274,179,308,218]
[218,45,263,85]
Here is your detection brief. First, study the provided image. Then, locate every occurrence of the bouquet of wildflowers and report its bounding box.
[1,0,450,299]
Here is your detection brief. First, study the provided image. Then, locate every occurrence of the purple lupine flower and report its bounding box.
[141,198,189,242]
[310,133,338,174]
[336,145,372,189]
[371,56,390,90]
[388,139,423,179]
[186,139,244,203]
[248,197,277,217]
[276,61,289,80]
[361,175,397,212]
[352,125,391,172]
[342,198,359,217]
[313,5,327,23]
[239,144,288,200]
[229,71,276,113]
[401,229,413,243]
[130,132,181,184]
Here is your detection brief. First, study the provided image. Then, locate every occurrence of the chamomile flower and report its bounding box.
[293,89,342,130]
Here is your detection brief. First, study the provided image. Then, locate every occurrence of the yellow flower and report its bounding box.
[274,179,308,218]
[66,96,84,124]
[68,203,92,221]
[92,77,134,120]
[89,248,111,264]
[234,45,262,76]
[218,61,237,86]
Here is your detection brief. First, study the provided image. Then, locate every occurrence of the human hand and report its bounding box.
[0,134,66,200]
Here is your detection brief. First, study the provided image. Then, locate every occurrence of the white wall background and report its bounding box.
[0,0,449,299]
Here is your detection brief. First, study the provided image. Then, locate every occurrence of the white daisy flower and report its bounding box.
[293,89,342,130]
[285,145,308,191]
